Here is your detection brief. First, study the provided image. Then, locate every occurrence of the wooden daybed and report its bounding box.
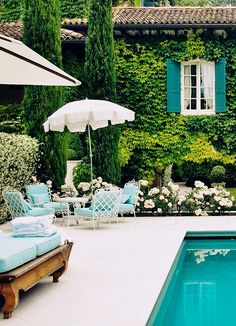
[0,240,73,319]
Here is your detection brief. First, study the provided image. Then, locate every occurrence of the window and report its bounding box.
[181,61,215,115]
[167,59,226,115]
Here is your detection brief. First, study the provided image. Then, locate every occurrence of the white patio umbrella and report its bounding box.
[43,99,135,181]
[0,34,81,86]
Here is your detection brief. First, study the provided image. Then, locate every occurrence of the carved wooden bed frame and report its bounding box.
[0,240,73,319]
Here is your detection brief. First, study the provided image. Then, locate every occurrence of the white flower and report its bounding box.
[194,181,205,188]
[97,177,103,183]
[193,192,204,200]
[157,208,162,213]
[162,187,170,196]
[148,187,159,196]
[46,180,52,188]
[92,179,98,185]
[139,179,149,186]
[94,182,101,188]
[159,195,164,200]
[195,208,203,216]
[79,182,91,192]
[168,202,172,207]
[178,195,186,205]
[144,199,155,209]
[32,176,37,183]
[139,191,144,196]
[195,209,208,216]
[214,196,221,202]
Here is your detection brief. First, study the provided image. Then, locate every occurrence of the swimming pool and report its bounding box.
[147,236,236,326]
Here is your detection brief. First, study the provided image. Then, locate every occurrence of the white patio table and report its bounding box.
[54,197,88,226]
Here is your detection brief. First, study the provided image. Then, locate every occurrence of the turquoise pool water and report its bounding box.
[147,238,236,326]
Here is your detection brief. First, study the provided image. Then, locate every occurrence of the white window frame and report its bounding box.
[181,60,215,116]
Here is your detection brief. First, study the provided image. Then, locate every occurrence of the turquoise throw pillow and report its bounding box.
[31,194,50,205]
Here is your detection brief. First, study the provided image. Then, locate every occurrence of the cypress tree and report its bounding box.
[23,0,67,187]
[84,0,121,184]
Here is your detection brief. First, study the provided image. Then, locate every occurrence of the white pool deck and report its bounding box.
[1,215,236,325]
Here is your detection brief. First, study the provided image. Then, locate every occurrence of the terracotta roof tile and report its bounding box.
[0,22,85,42]
[112,7,236,25]
[63,7,236,26]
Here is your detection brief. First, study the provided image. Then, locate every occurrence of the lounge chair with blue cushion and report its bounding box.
[74,188,122,229]
[26,183,69,218]
[2,187,55,219]
[119,181,140,218]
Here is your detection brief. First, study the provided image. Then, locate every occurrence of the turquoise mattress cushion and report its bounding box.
[33,233,61,256]
[0,233,61,272]
[0,235,37,273]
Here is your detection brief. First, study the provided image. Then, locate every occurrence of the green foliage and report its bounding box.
[184,133,235,164]
[23,0,67,187]
[0,132,39,222]
[68,133,84,159]
[60,0,88,19]
[67,148,77,160]
[210,165,226,184]
[63,51,87,103]
[0,0,23,22]
[0,104,23,133]
[73,159,94,188]
[84,0,121,184]
[116,33,236,184]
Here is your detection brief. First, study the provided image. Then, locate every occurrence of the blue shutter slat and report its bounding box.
[167,60,181,113]
[215,59,226,113]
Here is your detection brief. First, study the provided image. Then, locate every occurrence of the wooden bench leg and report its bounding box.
[0,283,19,319]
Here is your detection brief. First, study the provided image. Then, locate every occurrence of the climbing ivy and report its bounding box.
[115,31,236,184]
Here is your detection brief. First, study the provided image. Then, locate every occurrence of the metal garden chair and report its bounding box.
[74,188,122,230]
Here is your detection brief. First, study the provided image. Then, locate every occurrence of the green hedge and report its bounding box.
[0,132,39,222]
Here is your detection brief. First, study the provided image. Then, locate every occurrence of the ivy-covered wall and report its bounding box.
[114,30,236,183]
[0,0,88,22]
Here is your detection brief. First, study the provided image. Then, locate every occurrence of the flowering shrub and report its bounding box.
[137,180,235,216]
[60,184,78,197]
[0,133,39,222]
[77,177,114,200]
[179,181,234,216]
[137,181,180,215]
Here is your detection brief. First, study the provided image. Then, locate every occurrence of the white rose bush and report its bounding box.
[77,177,114,200]
[137,180,235,216]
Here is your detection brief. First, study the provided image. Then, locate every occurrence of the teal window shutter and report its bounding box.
[215,59,226,113]
[167,59,181,113]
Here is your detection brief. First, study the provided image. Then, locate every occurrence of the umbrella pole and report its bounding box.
[88,124,93,182]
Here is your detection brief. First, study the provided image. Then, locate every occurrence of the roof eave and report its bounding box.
[62,23,236,31]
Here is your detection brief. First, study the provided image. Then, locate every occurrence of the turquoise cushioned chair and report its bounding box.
[2,187,54,219]
[26,184,69,218]
[119,181,140,218]
[74,188,122,229]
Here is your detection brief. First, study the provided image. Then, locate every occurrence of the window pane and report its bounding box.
[206,100,213,110]
[191,88,196,98]
[201,99,206,110]
[191,99,196,110]
[200,64,213,87]
[184,100,190,110]
[184,65,190,75]
[205,88,213,99]
[184,88,191,98]
[191,65,196,75]
[201,87,205,98]
[191,76,196,86]
[184,76,190,86]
